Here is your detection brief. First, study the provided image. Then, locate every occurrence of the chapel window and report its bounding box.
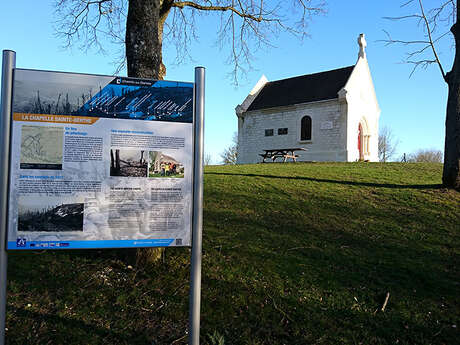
[278,128,288,135]
[265,129,274,136]
[301,116,312,141]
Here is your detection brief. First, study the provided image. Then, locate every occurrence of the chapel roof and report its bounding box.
[246,65,354,111]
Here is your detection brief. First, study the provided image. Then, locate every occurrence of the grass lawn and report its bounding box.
[5,162,459,344]
[149,173,185,178]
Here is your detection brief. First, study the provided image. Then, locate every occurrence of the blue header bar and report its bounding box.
[7,239,177,250]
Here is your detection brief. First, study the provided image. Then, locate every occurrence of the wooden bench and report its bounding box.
[280,154,299,162]
[260,148,305,163]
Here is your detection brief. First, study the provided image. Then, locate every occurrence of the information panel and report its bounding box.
[7,69,194,249]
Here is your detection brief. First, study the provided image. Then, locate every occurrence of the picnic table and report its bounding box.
[259,148,307,163]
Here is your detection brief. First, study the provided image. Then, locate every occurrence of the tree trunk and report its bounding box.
[443,17,460,191]
[125,0,174,264]
[126,0,172,79]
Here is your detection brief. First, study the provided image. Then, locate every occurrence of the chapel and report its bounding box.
[235,34,380,163]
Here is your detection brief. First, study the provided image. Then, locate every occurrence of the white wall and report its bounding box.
[237,99,348,164]
[342,53,380,162]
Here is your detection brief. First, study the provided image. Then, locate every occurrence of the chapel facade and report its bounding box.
[235,34,380,163]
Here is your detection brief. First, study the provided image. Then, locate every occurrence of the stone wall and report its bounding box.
[237,99,348,164]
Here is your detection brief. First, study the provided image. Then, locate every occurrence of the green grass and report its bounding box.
[149,173,184,178]
[5,162,459,344]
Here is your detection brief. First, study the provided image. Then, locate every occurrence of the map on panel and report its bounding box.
[20,125,64,170]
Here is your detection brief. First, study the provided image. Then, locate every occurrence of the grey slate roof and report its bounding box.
[246,66,354,111]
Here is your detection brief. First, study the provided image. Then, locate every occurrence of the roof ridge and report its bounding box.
[269,65,355,84]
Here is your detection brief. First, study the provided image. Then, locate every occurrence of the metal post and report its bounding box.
[0,50,15,345]
[189,67,205,345]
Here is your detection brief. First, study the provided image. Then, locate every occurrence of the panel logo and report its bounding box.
[16,237,26,247]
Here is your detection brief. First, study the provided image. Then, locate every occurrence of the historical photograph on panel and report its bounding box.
[13,69,112,116]
[20,125,64,170]
[149,151,185,178]
[110,149,148,177]
[13,69,193,123]
[18,196,84,232]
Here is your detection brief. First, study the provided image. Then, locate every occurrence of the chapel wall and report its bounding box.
[343,58,380,162]
[237,99,348,164]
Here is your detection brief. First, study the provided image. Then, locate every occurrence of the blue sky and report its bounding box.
[0,1,453,163]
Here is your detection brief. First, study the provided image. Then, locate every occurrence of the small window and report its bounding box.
[278,128,288,135]
[265,129,274,136]
[301,116,312,141]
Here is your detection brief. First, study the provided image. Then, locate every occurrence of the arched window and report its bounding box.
[301,116,312,141]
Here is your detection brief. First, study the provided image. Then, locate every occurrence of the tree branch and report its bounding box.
[54,0,326,84]
[417,0,447,80]
[381,0,454,82]
[172,1,263,22]
[54,0,126,53]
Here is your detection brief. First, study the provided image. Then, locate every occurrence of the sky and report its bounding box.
[0,1,453,163]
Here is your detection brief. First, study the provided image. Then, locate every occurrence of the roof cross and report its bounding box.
[358,33,367,59]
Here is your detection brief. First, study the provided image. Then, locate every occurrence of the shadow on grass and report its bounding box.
[205,208,457,300]
[203,279,456,345]
[6,307,151,345]
[203,184,458,301]
[201,276,456,345]
[6,250,191,345]
[205,172,443,189]
[201,216,458,344]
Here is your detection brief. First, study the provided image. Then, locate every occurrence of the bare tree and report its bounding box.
[220,132,238,164]
[381,0,460,190]
[204,153,212,166]
[54,0,326,83]
[53,0,326,263]
[378,126,399,162]
[408,148,444,162]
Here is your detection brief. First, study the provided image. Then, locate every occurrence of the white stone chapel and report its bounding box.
[235,34,380,163]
